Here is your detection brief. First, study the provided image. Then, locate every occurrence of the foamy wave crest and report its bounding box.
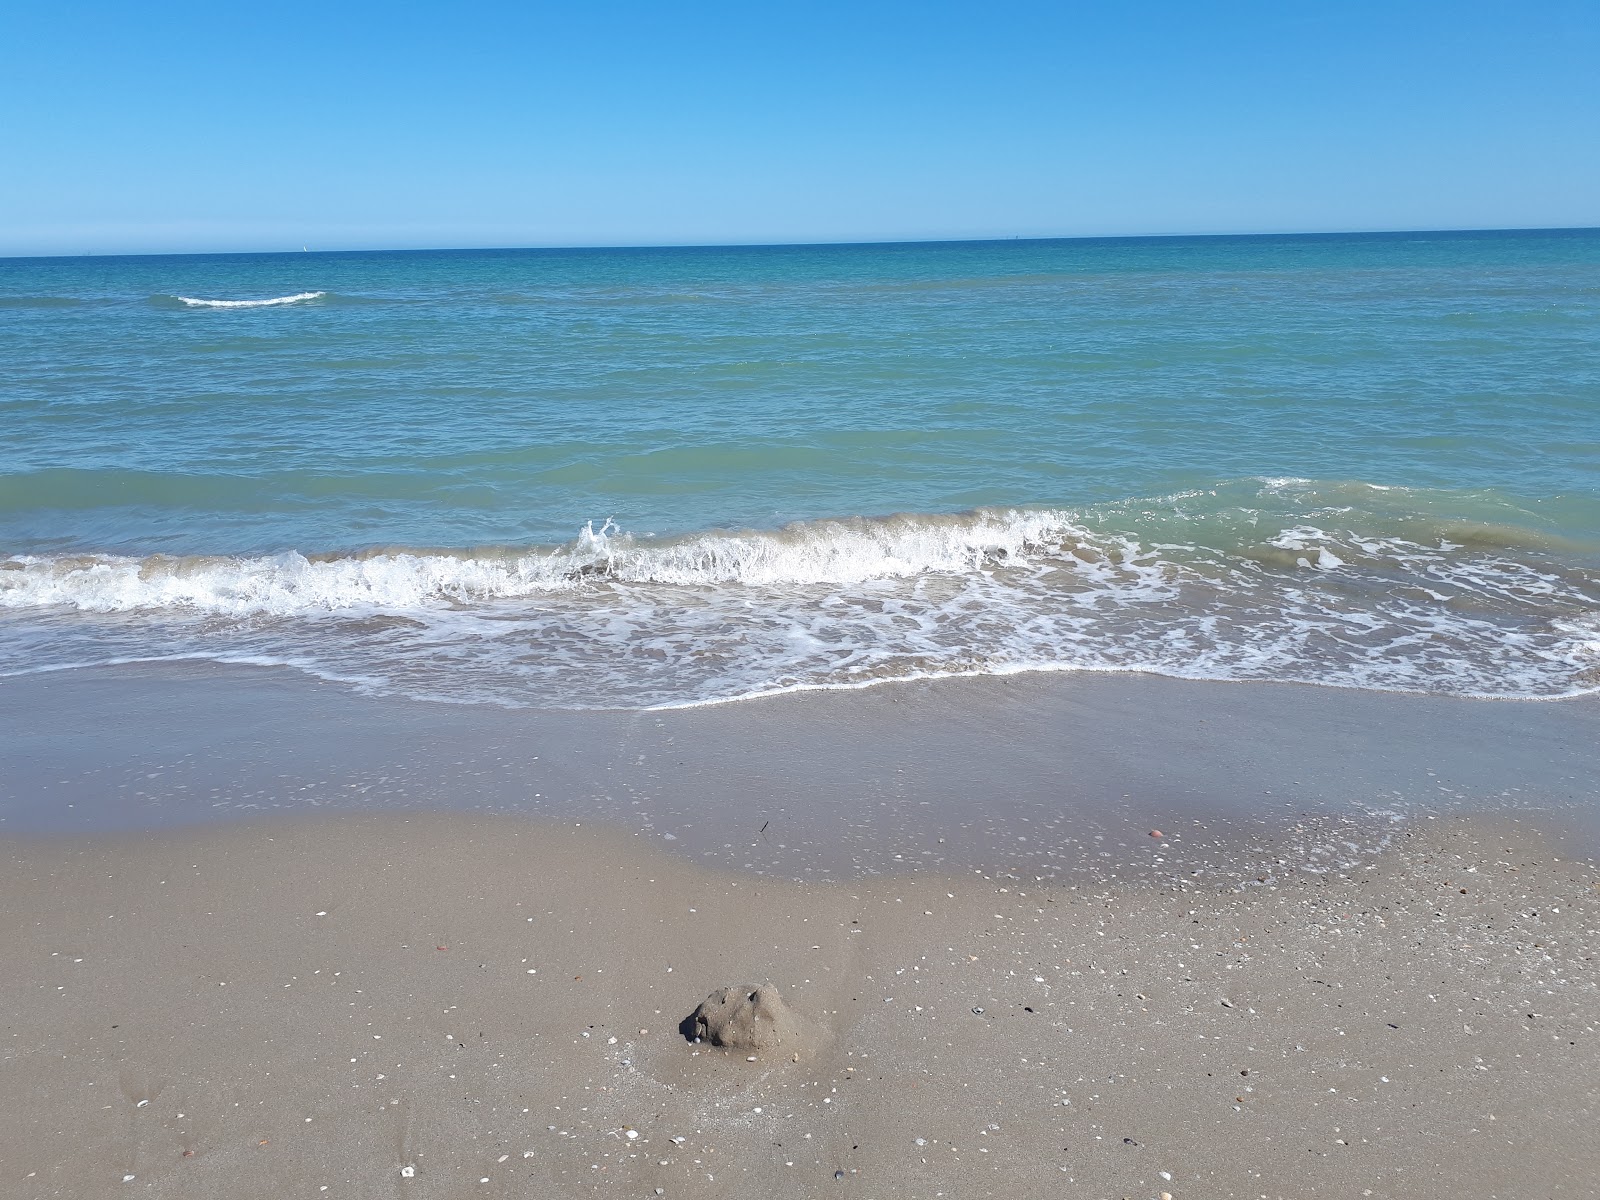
[2,507,1596,707]
[0,511,1081,614]
[174,291,326,309]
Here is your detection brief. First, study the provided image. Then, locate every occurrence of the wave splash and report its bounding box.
[173,291,326,309]
[0,511,1074,614]
[2,505,1596,708]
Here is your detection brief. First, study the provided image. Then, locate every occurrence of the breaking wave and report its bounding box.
[172,291,326,309]
[0,512,1072,613]
[3,505,1597,708]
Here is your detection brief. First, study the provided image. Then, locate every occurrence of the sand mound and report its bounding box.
[686,984,807,1056]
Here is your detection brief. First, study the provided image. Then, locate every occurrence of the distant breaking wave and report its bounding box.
[2,506,1597,708]
[173,291,326,309]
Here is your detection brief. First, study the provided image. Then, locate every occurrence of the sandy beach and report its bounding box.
[2,668,1598,1198]
[3,808,1597,1199]
[6,11,1598,1195]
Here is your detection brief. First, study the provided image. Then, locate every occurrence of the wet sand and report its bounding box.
[5,662,1599,876]
[1,666,1598,1197]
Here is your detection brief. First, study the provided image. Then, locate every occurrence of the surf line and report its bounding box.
[175,291,326,308]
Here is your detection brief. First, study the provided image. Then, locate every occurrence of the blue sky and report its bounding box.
[1,1,1596,255]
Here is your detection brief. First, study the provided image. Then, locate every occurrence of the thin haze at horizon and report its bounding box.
[1,0,1596,256]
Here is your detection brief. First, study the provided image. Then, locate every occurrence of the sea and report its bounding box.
[2,230,1598,710]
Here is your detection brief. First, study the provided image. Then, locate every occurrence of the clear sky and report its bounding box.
[2,0,1596,255]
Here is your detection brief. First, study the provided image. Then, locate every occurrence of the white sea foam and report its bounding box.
[2,509,1596,708]
[174,291,326,308]
[0,511,1085,615]
[1267,527,1349,570]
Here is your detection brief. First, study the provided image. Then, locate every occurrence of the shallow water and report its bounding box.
[3,231,1598,707]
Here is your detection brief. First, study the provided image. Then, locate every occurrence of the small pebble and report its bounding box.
[400,1165,415,1178]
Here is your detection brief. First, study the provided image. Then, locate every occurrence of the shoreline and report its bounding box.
[4,664,1596,1195]
[3,661,1597,880]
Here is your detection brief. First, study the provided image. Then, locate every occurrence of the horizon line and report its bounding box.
[3,223,1598,263]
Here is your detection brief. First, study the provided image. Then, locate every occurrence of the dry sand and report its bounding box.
[3,809,1596,1199]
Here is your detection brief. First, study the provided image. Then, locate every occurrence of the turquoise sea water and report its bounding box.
[2,230,1598,707]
